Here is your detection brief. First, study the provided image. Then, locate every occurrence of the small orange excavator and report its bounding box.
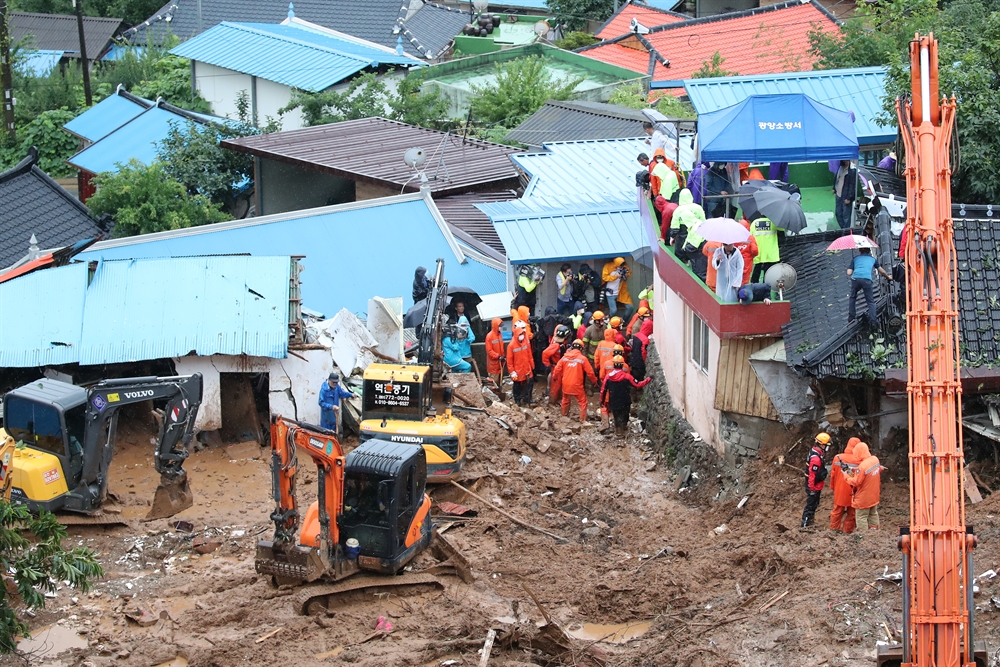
[255,415,436,613]
[877,33,986,667]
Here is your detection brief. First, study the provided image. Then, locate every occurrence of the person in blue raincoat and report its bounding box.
[451,300,476,360]
[319,372,353,435]
[443,325,472,373]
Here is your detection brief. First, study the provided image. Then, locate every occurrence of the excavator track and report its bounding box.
[292,572,444,615]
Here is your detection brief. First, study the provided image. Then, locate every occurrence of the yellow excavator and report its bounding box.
[0,374,203,521]
[359,259,467,481]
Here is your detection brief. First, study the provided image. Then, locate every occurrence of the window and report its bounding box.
[691,313,710,374]
[4,397,66,457]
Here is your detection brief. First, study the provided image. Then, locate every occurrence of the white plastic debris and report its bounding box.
[977,569,997,581]
[231,530,245,538]
[713,524,728,534]
[519,455,532,466]
[540,491,553,497]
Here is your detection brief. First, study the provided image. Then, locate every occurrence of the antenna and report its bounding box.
[403,147,426,168]
[763,263,797,301]
[629,18,650,34]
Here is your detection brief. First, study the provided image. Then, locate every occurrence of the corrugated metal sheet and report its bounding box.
[78,194,506,313]
[504,101,648,148]
[63,89,151,143]
[433,191,517,255]
[511,138,650,199]
[16,49,64,77]
[79,256,290,364]
[0,262,87,367]
[222,117,520,196]
[170,22,421,92]
[714,337,780,421]
[10,12,122,57]
[682,68,894,145]
[478,195,644,263]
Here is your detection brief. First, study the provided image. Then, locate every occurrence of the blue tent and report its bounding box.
[697,94,859,163]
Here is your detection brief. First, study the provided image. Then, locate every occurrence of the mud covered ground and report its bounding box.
[9,387,1000,667]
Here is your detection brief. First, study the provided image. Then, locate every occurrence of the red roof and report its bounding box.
[580,0,839,83]
[595,3,687,40]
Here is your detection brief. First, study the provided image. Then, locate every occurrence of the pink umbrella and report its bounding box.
[695,218,750,245]
[826,235,879,251]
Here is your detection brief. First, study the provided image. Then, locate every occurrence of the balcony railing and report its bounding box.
[640,189,791,339]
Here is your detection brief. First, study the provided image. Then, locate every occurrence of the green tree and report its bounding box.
[691,51,739,79]
[10,0,163,22]
[808,0,939,70]
[0,502,103,655]
[6,109,81,176]
[282,72,390,126]
[128,55,211,113]
[387,76,449,128]
[88,160,231,237]
[546,0,615,31]
[469,56,583,126]
[554,31,599,50]
[606,81,696,118]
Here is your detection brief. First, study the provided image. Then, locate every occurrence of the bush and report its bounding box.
[554,31,599,50]
[469,56,582,127]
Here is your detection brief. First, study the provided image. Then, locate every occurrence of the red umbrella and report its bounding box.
[827,235,879,251]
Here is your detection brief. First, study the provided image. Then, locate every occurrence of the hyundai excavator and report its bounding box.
[876,33,986,667]
[256,415,438,614]
[0,374,203,522]
[359,258,468,481]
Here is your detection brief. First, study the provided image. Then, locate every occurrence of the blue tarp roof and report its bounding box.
[63,89,151,143]
[66,103,228,174]
[0,256,291,367]
[477,195,644,264]
[681,67,893,146]
[78,194,506,314]
[697,94,859,163]
[15,49,64,77]
[170,21,421,92]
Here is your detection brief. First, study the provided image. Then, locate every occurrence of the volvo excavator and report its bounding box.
[0,374,203,522]
[256,415,440,614]
[876,33,986,667]
[359,259,468,481]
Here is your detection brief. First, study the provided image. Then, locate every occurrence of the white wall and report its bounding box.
[173,350,333,432]
[193,62,306,131]
[255,76,303,129]
[651,272,724,455]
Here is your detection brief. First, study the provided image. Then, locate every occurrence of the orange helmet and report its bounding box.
[593,311,606,321]
[612,355,625,368]
[613,344,624,353]
[637,307,650,317]
[609,316,622,328]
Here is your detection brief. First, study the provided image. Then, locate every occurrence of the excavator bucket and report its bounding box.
[146,472,194,520]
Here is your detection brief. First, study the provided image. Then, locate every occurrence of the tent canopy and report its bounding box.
[698,94,859,163]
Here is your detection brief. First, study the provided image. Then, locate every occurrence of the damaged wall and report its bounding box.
[173,350,332,431]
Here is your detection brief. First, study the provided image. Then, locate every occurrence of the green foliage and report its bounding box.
[0,502,103,655]
[470,56,582,126]
[128,55,211,113]
[283,73,390,126]
[608,81,647,110]
[386,76,449,129]
[88,160,231,237]
[691,51,739,79]
[7,109,81,177]
[554,31,599,50]
[656,94,696,119]
[809,0,1000,203]
[9,0,163,22]
[546,0,615,31]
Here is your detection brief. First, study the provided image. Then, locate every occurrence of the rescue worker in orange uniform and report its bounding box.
[511,305,534,339]
[609,316,631,356]
[600,344,628,381]
[802,432,831,528]
[484,318,506,401]
[627,302,649,335]
[542,324,571,403]
[701,241,724,291]
[828,437,860,533]
[593,328,617,381]
[845,442,882,531]
[552,340,597,422]
[506,320,535,406]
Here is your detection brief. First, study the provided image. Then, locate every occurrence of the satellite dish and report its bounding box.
[764,263,797,300]
[534,20,550,37]
[403,147,426,169]
[630,18,650,34]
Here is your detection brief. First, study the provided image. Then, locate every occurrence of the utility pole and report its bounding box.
[73,0,92,106]
[0,0,16,141]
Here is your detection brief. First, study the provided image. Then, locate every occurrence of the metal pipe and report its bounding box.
[920,46,931,126]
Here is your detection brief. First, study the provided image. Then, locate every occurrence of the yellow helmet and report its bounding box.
[593,310,606,321]
[815,432,831,446]
[610,316,622,328]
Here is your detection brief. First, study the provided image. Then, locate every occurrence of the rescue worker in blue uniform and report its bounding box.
[319,372,353,436]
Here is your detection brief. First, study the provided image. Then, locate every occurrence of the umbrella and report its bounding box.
[446,287,483,312]
[752,188,806,233]
[403,299,429,329]
[827,235,879,251]
[696,218,750,245]
[737,181,780,220]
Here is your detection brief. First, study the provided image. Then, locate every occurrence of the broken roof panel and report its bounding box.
[0,151,106,270]
[577,0,839,84]
[222,117,520,197]
[504,100,649,149]
[595,2,688,40]
[10,11,123,58]
[77,194,506,314]
[169,21,422,92]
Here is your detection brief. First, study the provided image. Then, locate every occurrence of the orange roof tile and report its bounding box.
[595,3,688,40]
[579,0,839,84]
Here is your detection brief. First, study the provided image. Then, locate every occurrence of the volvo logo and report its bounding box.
[123,390,155,399]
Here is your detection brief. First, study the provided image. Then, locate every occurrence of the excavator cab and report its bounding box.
[2,380,89,511]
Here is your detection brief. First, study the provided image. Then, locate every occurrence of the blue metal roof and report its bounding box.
[0,262,87,367]
[62,90,150,143]
[512,136,694,199]
[0,256,290,367]
[79,256,290,364]
[681,67,895,146]
[78,194,506,314]
[477,194,644,264]
[67,104,225,174]
[170,21,421,92]
[16,49,64,77]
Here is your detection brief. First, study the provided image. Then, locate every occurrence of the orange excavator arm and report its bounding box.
[267,415,345,550]
[895,33,978,667]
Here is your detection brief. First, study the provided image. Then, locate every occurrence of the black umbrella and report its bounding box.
[745,188,807,233]
[446,287,483,311]
[403,299,429,329]
[737,180,780,219]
